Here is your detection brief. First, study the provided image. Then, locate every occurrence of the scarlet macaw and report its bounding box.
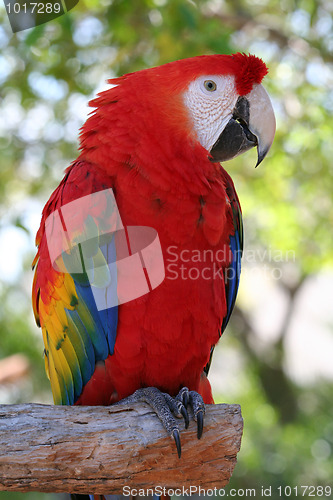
[32,53,275,496]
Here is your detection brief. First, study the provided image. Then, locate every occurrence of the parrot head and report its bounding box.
[169,52,275,168]
[82,53,275,171]
[184,77,275,167]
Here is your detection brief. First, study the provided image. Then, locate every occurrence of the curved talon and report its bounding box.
[181,406,189,429]
[196,410,204,439]
[116,386,205,458]
[189,390,206,438]
[173,428,182,458]
[181,387,189,407]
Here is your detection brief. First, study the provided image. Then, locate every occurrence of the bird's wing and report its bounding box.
[221,177,243,333]
[32,162,119,405]
[204,174,243,377]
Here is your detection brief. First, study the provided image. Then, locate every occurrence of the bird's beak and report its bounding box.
[209,84,276,167]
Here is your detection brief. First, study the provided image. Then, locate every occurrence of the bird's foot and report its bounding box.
[115,386,205,458]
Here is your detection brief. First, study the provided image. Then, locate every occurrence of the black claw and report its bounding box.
[196,410,204,439]
[181,406,189,429]
[182,389,189,408]
[173,429,182,458]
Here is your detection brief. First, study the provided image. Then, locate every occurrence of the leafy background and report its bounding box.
[0,0,332,498]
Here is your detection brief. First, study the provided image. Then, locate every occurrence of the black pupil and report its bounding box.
[207,81,214,89]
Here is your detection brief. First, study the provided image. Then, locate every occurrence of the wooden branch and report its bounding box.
[0,402,243,495]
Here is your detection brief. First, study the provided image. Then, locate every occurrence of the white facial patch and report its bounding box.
[183,75,239,152]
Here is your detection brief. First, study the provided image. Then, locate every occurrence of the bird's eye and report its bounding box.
[204,80,217,92]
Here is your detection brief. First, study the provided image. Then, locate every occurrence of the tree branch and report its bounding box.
[0,402,243,495]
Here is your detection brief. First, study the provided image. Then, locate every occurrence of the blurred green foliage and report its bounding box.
[0,0,332,499]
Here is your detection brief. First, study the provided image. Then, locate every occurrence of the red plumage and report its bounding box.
[33,53,268,408]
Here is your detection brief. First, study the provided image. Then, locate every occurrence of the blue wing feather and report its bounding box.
[222,229,242,332]
[221,184,243,334]
[99,240,119,354]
